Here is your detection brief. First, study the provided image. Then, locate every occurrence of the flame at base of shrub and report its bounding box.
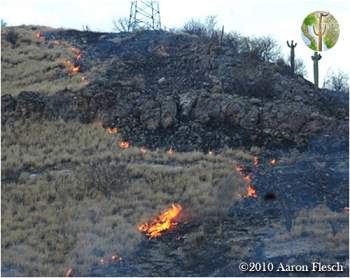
[246,184,257,198]
[138,203,182,239]
[106,127,119,134]
[235,164,257,198]
[63,59,80,74]
[118,141,129,149]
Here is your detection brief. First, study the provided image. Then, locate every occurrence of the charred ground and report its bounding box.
[2,25,348,151]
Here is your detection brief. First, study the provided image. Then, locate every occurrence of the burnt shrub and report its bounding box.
[323,70,349,95]
[182,19,207,37]
[77,161,129,198]
[182,16,218,38]
[241,36,281,63]
[5,29,18,47]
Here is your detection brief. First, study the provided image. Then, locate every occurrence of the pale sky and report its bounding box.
[1,0,349,83]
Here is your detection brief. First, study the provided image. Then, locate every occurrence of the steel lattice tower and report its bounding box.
[128,0,161,31]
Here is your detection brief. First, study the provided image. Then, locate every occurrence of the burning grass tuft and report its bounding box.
[1,26,95,96]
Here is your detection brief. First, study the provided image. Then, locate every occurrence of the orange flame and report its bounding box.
[64,267,74,277]
[70,47,81,55]
[167,148,174,156]
[242,174,251,183]
[138,203,182,239]
[247,184,257,198]
[35,32,43,39]
[100,255,122,265]
[269,159,277,166]
[140,147,147,155]
[235,164,258,198]
[118,141,129,149]
[69,47,81,61]
[71,66,80,73]
[106,127,119,134]
[253,156,259,166]
[112,255,122,262]
[63,59,80,74]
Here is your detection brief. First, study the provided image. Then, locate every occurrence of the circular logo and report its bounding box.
[301,11,340,51]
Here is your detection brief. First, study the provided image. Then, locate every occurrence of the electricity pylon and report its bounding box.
[128,0,161,31]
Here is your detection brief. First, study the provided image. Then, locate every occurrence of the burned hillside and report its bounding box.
[1,25,349,277]
[2,26,348,151]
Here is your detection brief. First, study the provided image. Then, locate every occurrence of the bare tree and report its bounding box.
[113,17,129,32]
[204,15,218,37]
[182,16,218,38]
[294,58,307,77]
[242,36,281,62]
[182,18,207,36]
[323,70,349,94]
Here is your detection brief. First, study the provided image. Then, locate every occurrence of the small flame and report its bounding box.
[247,184,257,198]
[140,147,147,155]
[167,148,174,156]
[118,141,129,149]
[70,65,80,73]
[64,267,74,277]
[100,255,122,265]
[69,47,82,61]
[242,174,251,183]
[235,164,258,198]
[35,32,43,39]
[269,159,277,166]
[70,47,81,55]
[208,150,213,156]
[63,59,80,74]
[106,127,118,134]
[111,255,122,262]
[138,203,182,239]
[253,156,259,166]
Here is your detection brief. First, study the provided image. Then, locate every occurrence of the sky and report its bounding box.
[1,0,349,83]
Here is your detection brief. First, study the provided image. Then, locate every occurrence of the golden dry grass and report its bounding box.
[267,205,349,258]
[1,119,251,276]
[1,26,89,96]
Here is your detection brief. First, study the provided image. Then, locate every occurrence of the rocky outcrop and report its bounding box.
[1,30,348,151]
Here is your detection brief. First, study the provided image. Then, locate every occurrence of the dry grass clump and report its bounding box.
[290,205,349,251]
[1,119,249,276]
[267,205,348,258]
[1,26,87,96]
[1,119,114,178]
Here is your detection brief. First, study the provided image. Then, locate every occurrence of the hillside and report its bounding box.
[1,26,349,277]
[2,26,348,151]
